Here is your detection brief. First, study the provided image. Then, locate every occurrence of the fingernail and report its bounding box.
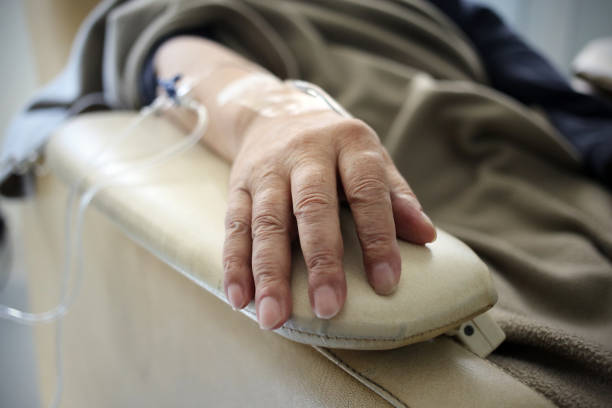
[420,210,437,240]
[227,283,244,310]
[371,262,398,295]
[420,210,434,228]
[313,285,340,319]
[258,296,282,330]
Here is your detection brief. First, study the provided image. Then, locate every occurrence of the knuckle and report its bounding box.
[287,119,376,153]
[223,254,247,276]
[229,184,250,196]
[337,119,376,141]
[252,212,286,239]
[287,130,322,152]
[379,147,393,163]
[394,183,416,197]
[361,231,394,255]
[387,170,414,193]
[306,249,341,275]
[257,166,283,182]
[224,214,251,236]
[253,268,284,289]
[345,176,388,205]
[250,167,284,193]
[294,189,334,220]
[351,150,385,164]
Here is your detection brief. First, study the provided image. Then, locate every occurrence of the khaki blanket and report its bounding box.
[9,0,612,406]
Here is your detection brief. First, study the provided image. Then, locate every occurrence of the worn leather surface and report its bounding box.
[44,112,497,350]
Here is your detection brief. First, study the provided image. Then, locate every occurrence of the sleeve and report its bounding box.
[428,0,612,187]
[139,27,217,106]
[103,0,296,110]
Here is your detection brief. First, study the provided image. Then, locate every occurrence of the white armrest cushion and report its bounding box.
[46,112,497,350]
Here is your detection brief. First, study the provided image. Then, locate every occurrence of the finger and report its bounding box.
[384,157,437,244]
[338,147,401,295]
[250,176,293,330]
[291,160,345,320]
[223,185,254,310]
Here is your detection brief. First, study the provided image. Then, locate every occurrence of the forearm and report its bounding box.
[153,36,333,161]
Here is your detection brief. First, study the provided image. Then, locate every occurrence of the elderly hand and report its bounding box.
[155,36,436,330]
[223,108,436,329]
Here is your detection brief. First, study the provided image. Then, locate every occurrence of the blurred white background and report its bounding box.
[0,0,611,407]
[482,0,612,73]
[1,4,43,408]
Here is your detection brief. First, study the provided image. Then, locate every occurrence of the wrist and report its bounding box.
[241,106,344,150]
[224,79,340,159]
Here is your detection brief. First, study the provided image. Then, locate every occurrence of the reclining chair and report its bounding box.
[13,110,553,407]
[7,0,611,406]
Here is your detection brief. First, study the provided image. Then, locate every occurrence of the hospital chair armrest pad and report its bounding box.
[46,112,497,350]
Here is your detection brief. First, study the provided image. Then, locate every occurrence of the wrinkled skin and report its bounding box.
[155,36,436,330]
[223,111,436,329]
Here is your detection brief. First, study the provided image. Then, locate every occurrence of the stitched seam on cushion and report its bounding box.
[323,348,409,408]
[109,213,492,345]
[280,303,493,342]
[103,197,493,345]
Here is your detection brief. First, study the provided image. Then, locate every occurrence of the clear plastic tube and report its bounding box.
[0,75,337,408]
[0,79,339,325]
[0,109,154,323]
[285,79,353,118]
[0,83,208,408]
[0,91,206,325]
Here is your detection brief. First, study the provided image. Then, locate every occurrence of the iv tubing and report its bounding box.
[0,77,334,408]
[0,91,208,324]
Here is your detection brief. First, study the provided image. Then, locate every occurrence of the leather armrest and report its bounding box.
[46,111,497,350]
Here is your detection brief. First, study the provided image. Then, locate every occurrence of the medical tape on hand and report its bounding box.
[217,72,333,117]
